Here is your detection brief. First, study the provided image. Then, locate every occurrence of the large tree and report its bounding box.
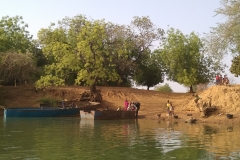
[128,16,165,62]
[36,15,128,98]
[0,16,33,53]
[36,15,164,90]
[0,52,36,86]
[75,19,120,92]
[35,15,86,89]
[134,52,164,90]
[205,0,240,76]
[158,28,219,92]
[101,16,165,87]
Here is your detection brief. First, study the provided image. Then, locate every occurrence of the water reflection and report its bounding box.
[1,117,240,159]
[155,120,182,155]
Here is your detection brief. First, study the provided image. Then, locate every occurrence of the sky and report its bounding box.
[1,0,238,92]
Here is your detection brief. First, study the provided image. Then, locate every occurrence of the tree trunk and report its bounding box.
[89,83,102,102]
[14,79,17,87]
[147,86,150,90]
[90,84,97,93]
[189,85,194,93]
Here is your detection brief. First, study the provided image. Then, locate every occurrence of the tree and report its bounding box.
[75,19,120,92]
[36,15,165,94]
[36,15,124,102]
[128,16,165,62]
[101,16,165,87]
[134,52,164,90]
[36,15,86,89]
[0,16,33,53]
[0,52,36,86]
[158,28,220,93]
[154,83,173,92]
[230,55,240,77]
[205,0,240,72]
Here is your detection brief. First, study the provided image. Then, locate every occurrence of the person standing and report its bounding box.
[124,99,129,111]
[62,98,65,108]
[193,94,201,104]
[169,102,174,118]
[219,75,223,85]
[135,102,140,118]
[215,74,219,84]
[166,100,171,114]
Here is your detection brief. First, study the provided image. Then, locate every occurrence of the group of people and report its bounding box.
[124,99,141,117]
[215,74,229,85]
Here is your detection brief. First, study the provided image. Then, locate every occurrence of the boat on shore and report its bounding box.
[80,110,136,120]
[4,107,81,117]
[4,102,101,117]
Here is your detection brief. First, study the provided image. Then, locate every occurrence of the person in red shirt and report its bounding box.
[215,74,219,84]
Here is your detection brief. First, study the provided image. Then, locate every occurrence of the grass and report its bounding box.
[38,97,61,107]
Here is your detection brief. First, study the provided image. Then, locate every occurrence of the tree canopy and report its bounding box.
[1,13,233,91]
[157,28,219,92]
[206,0,240,76]
[0,16,37,86]
[134,52,164,90]
[0,16,33,53]
[36,15,165,90]
[0,52,36,86]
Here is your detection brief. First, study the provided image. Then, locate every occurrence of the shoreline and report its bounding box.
[1,108,237,125]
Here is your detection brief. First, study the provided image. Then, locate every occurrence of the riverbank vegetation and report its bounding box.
[0,0,239,96]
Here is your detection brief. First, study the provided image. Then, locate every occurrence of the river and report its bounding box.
[0,117,239,160]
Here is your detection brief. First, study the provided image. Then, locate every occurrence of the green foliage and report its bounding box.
[134,52,164,90]
[36,15,165,89]
[230,55,240,77]
[129,16,165,61]
[35,75,65,89]
[75,19,120,87]
[158,28,219,90]
[154,83,173,92]
[205,0,240,68]
[0,52,37,86]
[36,15,85,88]
[38,97,60,107]
[0,16,33,53]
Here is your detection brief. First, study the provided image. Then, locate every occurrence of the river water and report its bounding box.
[0,117,239,160]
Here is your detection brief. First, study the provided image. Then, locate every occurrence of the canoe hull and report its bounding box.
[4,108,81,117]
[80,110,136,120]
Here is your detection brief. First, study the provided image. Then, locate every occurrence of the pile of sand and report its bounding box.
[182,85,240,113]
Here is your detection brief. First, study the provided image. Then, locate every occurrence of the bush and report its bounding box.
[154,83,173,92]
[38,97,60,107]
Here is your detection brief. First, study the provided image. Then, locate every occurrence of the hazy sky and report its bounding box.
[1,0,237,92]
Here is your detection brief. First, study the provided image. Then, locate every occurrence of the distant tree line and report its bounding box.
[1,1,239,92]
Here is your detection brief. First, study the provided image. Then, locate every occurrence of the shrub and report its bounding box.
[154,83,173,92]
[38,97,60,107]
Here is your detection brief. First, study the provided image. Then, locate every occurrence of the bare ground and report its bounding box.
[1,85,240,124]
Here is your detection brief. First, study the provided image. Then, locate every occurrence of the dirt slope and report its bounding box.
[0,85,191,116]
[182,85,240,113]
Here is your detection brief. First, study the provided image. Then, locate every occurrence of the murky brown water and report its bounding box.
[0,117,239,159]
